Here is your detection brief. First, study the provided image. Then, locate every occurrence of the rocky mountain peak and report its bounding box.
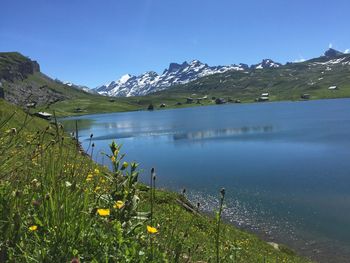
[251,59,282,69]
[324,48,343,58]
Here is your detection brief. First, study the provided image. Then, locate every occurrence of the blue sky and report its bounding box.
[1,0,350,87]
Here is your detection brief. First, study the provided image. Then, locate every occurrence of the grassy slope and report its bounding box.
[0,99,311,262]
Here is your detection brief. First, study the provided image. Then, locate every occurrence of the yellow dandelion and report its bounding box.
[97,209,110,216]
[94,186,101,192]
[147,225,158,234]
[29,225,38,231]
[113,200,124,209]
[86,174,93,181]
[111,156,116,163]
[94,168,100,174]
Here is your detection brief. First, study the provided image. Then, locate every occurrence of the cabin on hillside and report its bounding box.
[26,102,37,108]
[261,92,269,97]
[34,112,52,120]
[256,96,269,102]
[301,94,310,100]
[215,98,226,104]
[186,97,194,104]
[328,85,338,90]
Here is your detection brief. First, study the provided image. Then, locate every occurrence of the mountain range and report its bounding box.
[95,58,283,97]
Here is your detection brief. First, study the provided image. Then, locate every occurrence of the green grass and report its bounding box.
[0,99,312,262]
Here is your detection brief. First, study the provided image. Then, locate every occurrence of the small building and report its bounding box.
[234,99,241,103]
[160,103,166,108]
[34,112,52,120]
[26,102,37,108]
[328,86,338,90]
[196,98,203,104]
[74,108,83,113]
[261,92,269,97]
[257,96,269,102]
[147,103,154,110]
[186,97,194,104]
[215,98,226,104]
[301,94,310,100]
[176,102,182,106]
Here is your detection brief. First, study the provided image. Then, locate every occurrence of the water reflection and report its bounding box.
[173,126,273,141]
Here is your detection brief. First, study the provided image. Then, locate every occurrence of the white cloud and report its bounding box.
[345,49,350,54]
[329,43,333,48]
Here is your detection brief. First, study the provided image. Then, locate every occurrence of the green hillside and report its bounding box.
[155,53,350,103]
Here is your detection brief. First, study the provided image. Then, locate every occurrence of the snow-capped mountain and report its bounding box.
[95,60,249,97]
[251,59,282,69]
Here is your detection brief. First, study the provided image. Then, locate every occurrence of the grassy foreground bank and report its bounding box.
[0,99,311,262]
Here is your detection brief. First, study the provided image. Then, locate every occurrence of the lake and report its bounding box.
[62,99,350,262]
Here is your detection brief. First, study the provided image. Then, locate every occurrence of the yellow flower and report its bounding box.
[29,225,38,231]
[147,225,158,234]
[111,156,116,163]
[94,168,100,174]
[97,209,110,216]
[94,186,101,192]
[114,149,119,156]
[113,200,124,209]
[86,174,93,181]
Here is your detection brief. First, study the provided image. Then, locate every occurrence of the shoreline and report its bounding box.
[56,96,350,119]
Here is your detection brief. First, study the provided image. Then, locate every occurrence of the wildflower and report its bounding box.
[114,149,119,156]
[97,209,110,216]
[65,181,72,187]
[86,174,93,181]
[114,200,124,209]
[29,225,38,231]
[94,168,100,174]
[31,178,40,188]
[111,156,116,163]
[147,225,158,234]
[94,186,101,192]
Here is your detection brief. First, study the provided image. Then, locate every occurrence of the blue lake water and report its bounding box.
[62,99,350,262]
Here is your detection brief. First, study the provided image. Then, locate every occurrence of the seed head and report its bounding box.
[220,188,226,198]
